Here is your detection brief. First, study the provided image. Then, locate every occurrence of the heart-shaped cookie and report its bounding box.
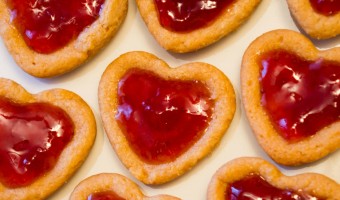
[241,29,340,166]
[286,0,340,39]
[98,51,235,184]
[0,0,127,78]
[208,157,340,199]
[70,173,180,200]
[0,78,96,199]
[136,0,261,53]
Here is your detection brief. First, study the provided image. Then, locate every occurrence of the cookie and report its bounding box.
[0,0,127,78]
[0,78,96,199]
[136,0,261,53]
[286,0,340,39]
[208,157,340,200]
[70,173,180,200]
[241,29,340,166]
[98,51,236,184]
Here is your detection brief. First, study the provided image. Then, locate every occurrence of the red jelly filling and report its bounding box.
[116,69,214,164]
[154,0,235,32]
[6,0,105,53]
[88,191,125,200]
[226,174,320,200]
[259,50,340,141]
[309,0,340,16]
[0,97,74,188]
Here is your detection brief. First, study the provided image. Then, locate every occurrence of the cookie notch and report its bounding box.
[0,78,96,199]
[208,157,340,200]
[241,29,340,166]
[0,0,128,78]
[286,0,340,39]
[136,0,262,53]
[70,173,180,200]
[98,51,236,184]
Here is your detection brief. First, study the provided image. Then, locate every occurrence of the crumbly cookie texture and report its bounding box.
[208,157,340,200]
[0,78,96,200]
[286,0,340,39]
[98,51,236,184]
[136,0,261,53]
[0,0,127,78]
[70,173,181,200]
[241,29,340,166]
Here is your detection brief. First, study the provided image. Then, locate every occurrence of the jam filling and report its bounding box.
[6,0,105,53]
[87,191,125,200]
[154,0,235,32]
[259,50,340,142]
[0,97,74,188]
[309,0,340,16]
[226,174,321,200]
[116,69,214,164]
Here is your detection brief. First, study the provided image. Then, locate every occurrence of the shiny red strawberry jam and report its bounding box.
[116,69,214,164]
[154,0,235,32]
[0,97,74,188]
[88,191,125,200]
[6,0,105,53]
[309,0,340,16]
[259,50,340,141]
[226,174,320,200]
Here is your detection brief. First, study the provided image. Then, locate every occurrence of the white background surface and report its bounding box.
[1,0,339,199]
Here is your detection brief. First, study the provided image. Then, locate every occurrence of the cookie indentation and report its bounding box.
[116,68,214,164]
[154,0,234,32]
[259,49,340,142]
[6,0,105,53]
[0,97,74,188]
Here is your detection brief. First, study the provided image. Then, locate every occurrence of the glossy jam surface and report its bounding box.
[154,0,234,32]
[116,69,214,164]
[0,97,74,187]
[6,0,105,53]
[259,50,340,141]
[226,174,320,200]
[309,0,340,16]
[87,191,125,200]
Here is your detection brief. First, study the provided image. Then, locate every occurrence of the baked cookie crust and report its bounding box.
[0,0,128,78]
[241,29,340,166]
[70,173,180,200]
[136,0,261,53]
[0,78,96,200]
[208,157,340,200]
[286,0,340,39]
[98,51,236,184]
